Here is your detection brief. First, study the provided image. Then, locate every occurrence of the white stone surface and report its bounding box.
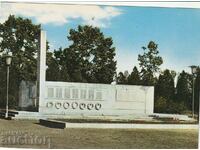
[38,31,46,113]
[39,81,154,117]
[18,81,36,108]
[152,113,195,121]
[65,123,198,129]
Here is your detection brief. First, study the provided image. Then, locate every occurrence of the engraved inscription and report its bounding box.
[72,89,79,99]
[56,88,62,99]
[47,88,54,98]
[96,91,102,100]
[88,90,94,100]
[64,88,70,99]
[80,89,86,99]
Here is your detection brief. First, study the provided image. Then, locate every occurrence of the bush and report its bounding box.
[166,101,187,114]
[154,96,189,114]
[154,96,168,113]
[0,95,18,109]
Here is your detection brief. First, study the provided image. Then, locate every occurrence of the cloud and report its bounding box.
[0,3,122,27]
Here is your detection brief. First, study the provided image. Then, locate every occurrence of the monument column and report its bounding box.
[37,30,46,112]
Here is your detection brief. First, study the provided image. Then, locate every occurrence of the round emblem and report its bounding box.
[55,102,62,109]
[79,103,86,110]
[46,102,53,108]
[95,103,101,110]
[71,102,78,109]
[87,103,94,110]
[63,102,70,109]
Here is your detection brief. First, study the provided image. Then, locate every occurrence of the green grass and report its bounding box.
[0,119,198,149]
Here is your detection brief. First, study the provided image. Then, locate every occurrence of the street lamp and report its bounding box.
[189,65,197,118]
[4,53,12,118]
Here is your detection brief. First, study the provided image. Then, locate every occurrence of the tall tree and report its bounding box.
[194,67,200,114]
[154,69,176,113]
[138,41,163,85]
[0,15,40,108]
[46,51,61,81]
[155,69,175,101]
[127,66,141,85]
[64,25,116,83]
[117,72,127,84]
[175,71,192,110]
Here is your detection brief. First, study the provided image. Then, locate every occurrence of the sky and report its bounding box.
[1,2,200,74]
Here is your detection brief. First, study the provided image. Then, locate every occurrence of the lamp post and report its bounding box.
[5,53,12,118]
[189,65,197,118]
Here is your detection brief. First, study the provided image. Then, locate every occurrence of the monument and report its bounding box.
[18,80,37,109]
[35,30,154,119]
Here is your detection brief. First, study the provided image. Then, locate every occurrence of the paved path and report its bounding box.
[65,122,199,129]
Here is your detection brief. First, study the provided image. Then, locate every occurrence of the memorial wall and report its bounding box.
[37,31,154,118]
[39,81,154,116]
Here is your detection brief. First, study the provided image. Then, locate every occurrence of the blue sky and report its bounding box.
[1,3,200,73]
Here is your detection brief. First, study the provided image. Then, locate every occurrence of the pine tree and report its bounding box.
[117,72,127,84]
[138,41,163,86]
[194,68,200,114]
[127,66,141,85]
[154,69,176,113]
[175,71,192,110]
[155,69,175,101]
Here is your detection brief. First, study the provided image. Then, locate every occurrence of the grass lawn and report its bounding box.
[0,119,198,149]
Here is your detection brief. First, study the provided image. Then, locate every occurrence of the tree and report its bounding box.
[46,51,61,81]
[155,69,175,101]
[138,41,163,85]
[61,47,85,82]
[175,71,192,110]
[117,72,127,84]
[154,96,168,113]
[154,69,176,113]
[127,66,141,85]
[194,67,200,114]
[0,15,41,108]
[63,25,116,83]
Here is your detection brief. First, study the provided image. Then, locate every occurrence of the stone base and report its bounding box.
[38,119,199,129]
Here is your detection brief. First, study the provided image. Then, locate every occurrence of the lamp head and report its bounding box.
[6,56,12,66]
[189,65,197,74]
[4,52,13,66]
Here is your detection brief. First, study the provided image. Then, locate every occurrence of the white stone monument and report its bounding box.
[37,30,46,113]
[37,31,154,119]
[18,80,36,109]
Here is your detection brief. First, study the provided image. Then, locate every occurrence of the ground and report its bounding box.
[0,119,198,149]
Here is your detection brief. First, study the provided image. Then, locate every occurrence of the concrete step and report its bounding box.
[150,113,195,121]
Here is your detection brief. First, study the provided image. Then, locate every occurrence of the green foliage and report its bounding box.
[167,101,188,114]
[155,69,175,101]
[155,97,188,114]
[0,15,40,108]
[117,72,127,84]
[175,71,192,110]
[46,51,61,81]
[138,41,163,86]
[55,25,117,83]
[154,96,168,113]
[127,66,141,85]
[194,68,200,113]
